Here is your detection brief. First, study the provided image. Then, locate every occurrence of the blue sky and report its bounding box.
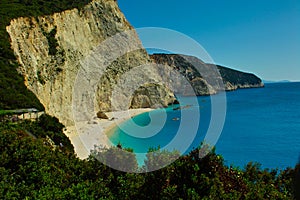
[118,0,300,81]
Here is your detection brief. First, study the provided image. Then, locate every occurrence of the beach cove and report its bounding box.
[64,108,153,159]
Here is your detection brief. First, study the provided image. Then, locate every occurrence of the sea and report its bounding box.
[108,82,300,169]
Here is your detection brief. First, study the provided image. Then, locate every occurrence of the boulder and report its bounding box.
[97,111,109,119]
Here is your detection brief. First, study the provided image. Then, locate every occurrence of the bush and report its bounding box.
[0,125,296,199]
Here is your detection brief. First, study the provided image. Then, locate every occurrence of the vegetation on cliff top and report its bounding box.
[216,64,263,87]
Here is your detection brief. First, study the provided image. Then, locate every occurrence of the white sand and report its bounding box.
[64,108,152,159]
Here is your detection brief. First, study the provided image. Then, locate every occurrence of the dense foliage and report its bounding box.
[217,65,263,86]
[0,0,92,110]
[0,118,297,199]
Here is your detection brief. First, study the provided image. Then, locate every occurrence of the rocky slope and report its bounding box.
[6,0,263,126]
[150,54,264,96]
[6,0,175,125]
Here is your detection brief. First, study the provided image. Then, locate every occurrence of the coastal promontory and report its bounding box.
[151,54,264,96]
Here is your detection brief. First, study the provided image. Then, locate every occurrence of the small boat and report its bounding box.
[172,117,180,121]
[173,107,180,111]
[172,105,191,111]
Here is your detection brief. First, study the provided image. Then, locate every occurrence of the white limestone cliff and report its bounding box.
[6,0,175,126]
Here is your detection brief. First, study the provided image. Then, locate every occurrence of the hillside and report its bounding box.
[216,64,264,89]
[0,0,94,110]
[5,0,175,126]
[151,54,264,96]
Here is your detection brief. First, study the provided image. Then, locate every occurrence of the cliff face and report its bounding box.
[6,0,175,125]
[150,54,264,96]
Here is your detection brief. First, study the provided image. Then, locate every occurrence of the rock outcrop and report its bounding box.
[96,111,108,119]
[6,0,175,125]
[150,54,264,96]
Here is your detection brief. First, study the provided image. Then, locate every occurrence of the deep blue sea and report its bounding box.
[109,82,300,169]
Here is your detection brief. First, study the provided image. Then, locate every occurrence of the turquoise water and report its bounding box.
[109,82,300,169]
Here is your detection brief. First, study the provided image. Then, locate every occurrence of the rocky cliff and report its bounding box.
[6,0,175,126]
[150,54,264,96]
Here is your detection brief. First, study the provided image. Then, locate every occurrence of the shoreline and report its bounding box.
[63,108,153,159]
[103,108,153,138]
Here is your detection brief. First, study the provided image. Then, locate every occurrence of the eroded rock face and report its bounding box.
[6,0,175,125]
[151,54,264,95]
[150,54,222,96]
[130,84,175,109]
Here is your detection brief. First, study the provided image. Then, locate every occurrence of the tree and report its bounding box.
[91,145,138,173]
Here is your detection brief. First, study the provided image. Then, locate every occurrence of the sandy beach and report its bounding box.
[64,108,152,159]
